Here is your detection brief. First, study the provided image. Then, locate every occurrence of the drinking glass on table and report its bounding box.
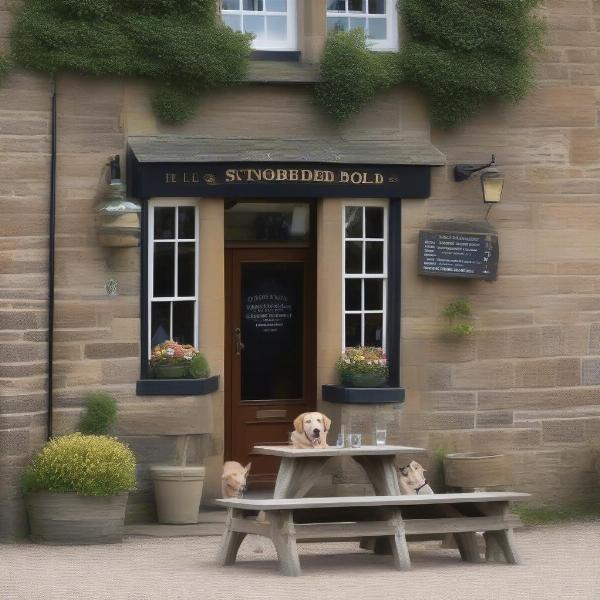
[375,429,387,446]
[349,433,362,448]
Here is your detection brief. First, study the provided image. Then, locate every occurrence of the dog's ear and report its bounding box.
[322,413,332,432]
[244,462,252,474]
[293,413,306,433]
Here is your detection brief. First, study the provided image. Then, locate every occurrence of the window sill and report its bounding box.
[251,50,301,62]
[322,384,405,405]
[136,375,220,397]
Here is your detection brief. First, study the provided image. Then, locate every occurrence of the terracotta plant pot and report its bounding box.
[341,372,387,388]
[444,452,509,489]
[150,466,206,524]
[152,364,188,379]
[26,491,128,544]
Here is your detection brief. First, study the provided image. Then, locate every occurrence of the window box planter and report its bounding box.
[152,364,188,379]
[322,384,405,405]
[136,375,220,397]
[340,373,387,388]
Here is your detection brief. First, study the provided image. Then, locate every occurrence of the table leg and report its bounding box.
[270,510,302,576]
[273,457,329,499]
[216,509,247,567]
[353,455,400,554]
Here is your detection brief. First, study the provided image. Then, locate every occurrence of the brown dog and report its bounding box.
[398,460,434,495]
[221,461,251,498]
[290,411,331,448]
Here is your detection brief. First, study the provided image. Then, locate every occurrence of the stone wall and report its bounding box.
[1,1,600,539]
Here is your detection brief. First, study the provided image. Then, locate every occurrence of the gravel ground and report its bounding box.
[1,522,599,600]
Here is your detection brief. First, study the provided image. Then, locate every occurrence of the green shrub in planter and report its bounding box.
[23,433,136,496]
[79,391,118,435]
[336,346,389,388]
[188,352,210,379]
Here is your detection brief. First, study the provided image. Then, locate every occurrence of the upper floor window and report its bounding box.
[221,0,298,51]
[327,0,399,51]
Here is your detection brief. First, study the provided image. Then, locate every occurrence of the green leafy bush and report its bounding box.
[189,352,210,379]
[22,433,136,496]
[443,297,474,338]
[79,391,118,435]
[399,0,544,127]
[11,0,252,123]
[316,29,399,121]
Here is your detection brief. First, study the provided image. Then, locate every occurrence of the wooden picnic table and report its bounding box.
[253,444,426,499]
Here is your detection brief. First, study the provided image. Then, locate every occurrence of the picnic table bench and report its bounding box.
[215,491,530,576]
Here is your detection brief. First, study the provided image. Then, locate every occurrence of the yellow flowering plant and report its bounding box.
[22,433,136,496]
[336,346,388,388]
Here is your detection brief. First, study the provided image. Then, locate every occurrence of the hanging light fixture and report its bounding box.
[97,155,141,247]
[454,154,505,204]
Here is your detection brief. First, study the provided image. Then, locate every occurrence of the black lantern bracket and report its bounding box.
[454,154,496,182]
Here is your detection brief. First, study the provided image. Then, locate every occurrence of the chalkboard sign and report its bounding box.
[418,230,499,280]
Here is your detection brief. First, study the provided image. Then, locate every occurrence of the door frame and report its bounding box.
[224,206,317,463]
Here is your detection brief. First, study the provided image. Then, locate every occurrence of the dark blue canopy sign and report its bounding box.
[418,230,499,281]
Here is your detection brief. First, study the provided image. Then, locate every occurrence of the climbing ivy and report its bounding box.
[317,0,544,128]
[10,0,252,123]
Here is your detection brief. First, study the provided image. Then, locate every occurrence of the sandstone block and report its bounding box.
[514,358,581,388]
[542,419,585,443]
[476,411,514,428]
[84,342,139,359]
[582,357,600,384]
[452,361,514,390]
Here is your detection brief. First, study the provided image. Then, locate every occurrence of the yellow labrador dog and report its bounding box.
[221,461,251,498]
[398,460,434,495]
[290,411,331,448]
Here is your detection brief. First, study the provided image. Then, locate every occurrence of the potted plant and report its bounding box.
[336,346,389,388]
[150,340,210,379]
[444,452,509,490]
[23,433,136,544]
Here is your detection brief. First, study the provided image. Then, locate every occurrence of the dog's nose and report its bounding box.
[313,428,320,435]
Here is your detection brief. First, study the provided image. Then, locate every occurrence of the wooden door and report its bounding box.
[225,247,316,487]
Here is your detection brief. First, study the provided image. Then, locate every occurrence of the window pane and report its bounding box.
[154,207,175,239]
[345,279,361,311]
[349,17,367,31]
[178,206,195,239]
[225,203,310,242]
[365,206,384,238]
[368,0,385,13]
[345,206,363,238]
[153,242,175,297]
[178,242,195,297]
[365,241,383,274]
[345,314,362,347]
[244,15,265,38]
[365,279,383,310]
[365,313,383,347]
[266,0,286,10]
[349,0,365,11]
[243,0,263,10]
[266,15,287,40]
[345,241,362,274]
[151,302,170,349]
[222,0,240,9]
[172,301,195,345]
[328,0,345,11]
[368,17,386,39]
[222,14,241,30]
[327,16,349,31]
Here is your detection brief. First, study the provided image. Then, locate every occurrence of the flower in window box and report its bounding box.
[150,341,210,380]
[336,346,388,388]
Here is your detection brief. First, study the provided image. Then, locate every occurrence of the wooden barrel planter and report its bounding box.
[444,452,509,489]
[27,492,128,544]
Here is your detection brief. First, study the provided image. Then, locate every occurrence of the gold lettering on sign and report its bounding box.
[219,168,386,185]
[165,173,177,183]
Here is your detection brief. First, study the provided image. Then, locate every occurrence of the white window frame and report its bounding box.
[342,200,388,350]
[327,0,399,51]
[148,199,200,358]
[221,0,298,51]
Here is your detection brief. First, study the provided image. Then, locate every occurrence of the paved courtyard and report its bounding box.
[1,522,599,600]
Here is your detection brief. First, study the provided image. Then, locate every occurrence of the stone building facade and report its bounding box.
[2,1,600,539]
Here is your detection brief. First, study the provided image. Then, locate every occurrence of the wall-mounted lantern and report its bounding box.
[454,154,504,204]
[97,155,141,248]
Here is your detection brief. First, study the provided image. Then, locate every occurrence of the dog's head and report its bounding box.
[293,412,331,446]
[398,460,427,491]
[221,461,251,498]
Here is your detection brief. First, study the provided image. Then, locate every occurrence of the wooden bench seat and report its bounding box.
[215,491,529,576]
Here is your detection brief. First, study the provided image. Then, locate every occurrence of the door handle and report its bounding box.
[234,327,245,355]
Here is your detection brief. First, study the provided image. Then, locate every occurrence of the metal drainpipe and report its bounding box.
[47,78,57,440]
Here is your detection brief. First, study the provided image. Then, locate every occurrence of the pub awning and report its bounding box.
[127,136,446,199]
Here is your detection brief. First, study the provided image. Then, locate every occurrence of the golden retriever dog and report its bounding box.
[398,460,434,495]
[290,412,331,448]
[221,461,251,498]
